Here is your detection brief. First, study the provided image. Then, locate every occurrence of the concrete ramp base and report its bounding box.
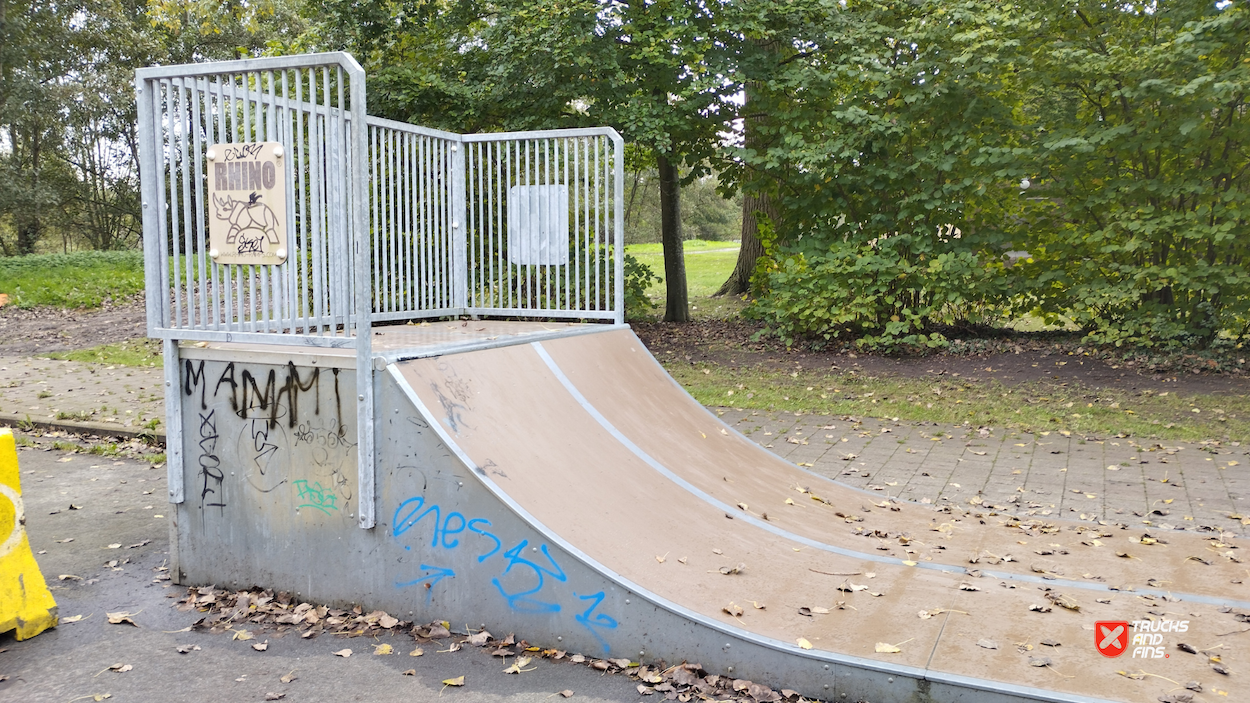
[171,326,1249,703]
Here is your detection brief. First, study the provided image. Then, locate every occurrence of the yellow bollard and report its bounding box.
[0,428,57,640]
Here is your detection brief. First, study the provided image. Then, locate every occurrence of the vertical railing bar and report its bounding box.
[166,79,186,330]
[379,127,389,314]
[573,137,581,314]
[543,138,551,311]
[229,74,246,330]
[505,140,512,311]
[278,69,295,332]
[489,141,498,309]
[175,77,195,329]
[153,80,173,332]
[335,65,348,335]
[595,135,603,310]
[176,78,195,329]
[561,138,569,311]
[403,130,412,313]
[417,135,426,311]
[507,140,514,310]
[471,142,480,308]
[388,128,397,314]
[240,71,258,331]
[190,78,209,329]
[212,76,228,328]
[436,139,445,308]
[309,69,325,333]
[258,70,274,333]
[523,139,531,310]
[613,134,624,323]
[294,69,309,334]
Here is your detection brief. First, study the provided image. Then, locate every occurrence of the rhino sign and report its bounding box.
[213,193,280,246]
[206,141,288,265]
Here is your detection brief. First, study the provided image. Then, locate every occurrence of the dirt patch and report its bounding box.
[633,319,1250,398]
[0,296,146,354]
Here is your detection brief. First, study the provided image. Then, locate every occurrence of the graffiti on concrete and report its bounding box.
[391,494,618,652]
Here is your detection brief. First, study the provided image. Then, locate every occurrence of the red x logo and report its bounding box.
[1096,621,1130,657]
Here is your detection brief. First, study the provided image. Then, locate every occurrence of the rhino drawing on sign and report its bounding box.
[212,193,280,246]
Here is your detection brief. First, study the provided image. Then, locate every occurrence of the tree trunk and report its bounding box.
[715,38,781,298]
[714,190,778,296]
[657,151,689,322]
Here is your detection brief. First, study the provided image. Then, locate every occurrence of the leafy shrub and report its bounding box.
[624,253,658,320]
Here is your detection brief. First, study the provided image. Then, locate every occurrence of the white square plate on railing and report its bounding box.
[507,184,569,266]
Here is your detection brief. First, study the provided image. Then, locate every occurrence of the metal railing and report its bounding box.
[137,52,624,529]
[366,119,625,325]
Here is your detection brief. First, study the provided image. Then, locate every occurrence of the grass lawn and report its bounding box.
[45,339,163,368]
[626,240,744,317]
[665,363,1248,442]
[0,250,145,308]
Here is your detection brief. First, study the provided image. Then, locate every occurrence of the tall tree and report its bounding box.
[310,0,737,321]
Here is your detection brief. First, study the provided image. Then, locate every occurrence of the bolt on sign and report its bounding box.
[206,142,288,265]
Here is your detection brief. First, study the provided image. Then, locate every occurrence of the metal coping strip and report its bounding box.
[530,341,1250,612]
[377,323,624,365]
[385,362,1120,703]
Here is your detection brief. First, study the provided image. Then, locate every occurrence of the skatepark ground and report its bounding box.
[1,314,1249,702]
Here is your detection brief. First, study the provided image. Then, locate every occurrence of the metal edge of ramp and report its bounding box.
[384,363,1123,703]
[530,337,1250,612]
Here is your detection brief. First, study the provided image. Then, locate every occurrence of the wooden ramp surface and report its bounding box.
[395,328,1249,702]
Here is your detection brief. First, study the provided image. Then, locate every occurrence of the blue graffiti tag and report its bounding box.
[392,494,617,651]
[573,591,619,653]
[491,540,567,614]
[396,564,457,604]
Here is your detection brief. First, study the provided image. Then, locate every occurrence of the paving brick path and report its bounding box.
[716,407,1250,535]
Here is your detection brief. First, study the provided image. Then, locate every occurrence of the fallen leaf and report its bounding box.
[333,649,352,658]
[61,614,86,623]
[875,642,901,654]
[466,631,491,646]
[373,643,393,655]
[559,691,574,698]
[443,676,465,686]
[280,671,297,684]
[750,601,766,610]
[796,638,813,650]
[107,543,122,549]
[723,603,744,617]
[1028,656,1052,667]
[718,563,746,575]
[59,574,82,581]
[379,614,399,629]
[175,644,200,654]
[976,639,998,650]
[503,656,536,674]
[252,642,269,651]
[1116,670,1145,680]
[106,611,138,626]
[410,648,425,657]
[265,694,285,701]
[231,629,254,641]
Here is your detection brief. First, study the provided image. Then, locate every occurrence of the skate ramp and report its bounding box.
[392,328,1249,703]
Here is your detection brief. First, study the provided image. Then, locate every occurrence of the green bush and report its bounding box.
[623,253,658,320]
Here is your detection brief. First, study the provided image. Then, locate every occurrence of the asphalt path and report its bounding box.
[0,447,646,703]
